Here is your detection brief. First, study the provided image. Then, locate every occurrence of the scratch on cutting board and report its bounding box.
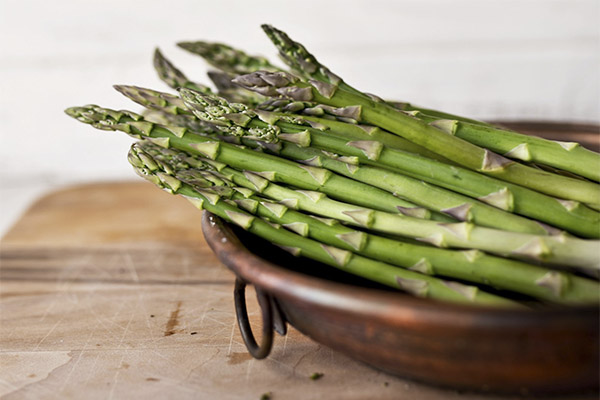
[164,301,182,336]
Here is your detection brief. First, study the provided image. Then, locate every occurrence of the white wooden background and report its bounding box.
[0,0,598,235]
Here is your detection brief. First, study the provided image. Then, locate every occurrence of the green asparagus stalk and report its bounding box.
[175,31,489,128]
[177,41,280,75]
[175,32,491,129]
[67,101,600,269]
[207,71,267,106]
[117,84,572,234]
[259,99,595,181]
[64,104,433,217]
[153,48,211,93]
[261,25,600,181]
[409,110,600,182]
[113,85,223,136]
[232,70,600,206]
[261,24,491,125]
[137,141,600,304]
[180,89,560,236]
[259,98,597,183]
[389,101,488,126]
[128,143,520,307]
[257,98,452,162]
[179,88,600,238]
[260,25,600,185]
[65,105,600,268]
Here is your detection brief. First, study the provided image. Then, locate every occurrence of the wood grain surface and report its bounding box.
[0,182,594,399]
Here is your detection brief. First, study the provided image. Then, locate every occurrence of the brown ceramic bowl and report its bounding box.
[201,122,600,395]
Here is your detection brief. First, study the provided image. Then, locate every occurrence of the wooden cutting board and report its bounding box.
[0,182,592,400]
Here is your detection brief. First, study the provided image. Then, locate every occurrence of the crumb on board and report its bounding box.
[260,391,272,400]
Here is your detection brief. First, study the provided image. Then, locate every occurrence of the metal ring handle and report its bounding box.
[234,278,273,359]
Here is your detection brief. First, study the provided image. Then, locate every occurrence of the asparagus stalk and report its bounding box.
[113,85,222,136]
[262,24,600,181]
[153,48,211,93]
[177,41,280,75]
[410,110,600,182]
[259,24,600,186]
[260,100,596,181]
[64,104,434,217]
[176,32,487,128]
[257,98,452,162]
[232,70,600,206]
[128,143,520,307]
[207,71,267,106]
[390,101,488,126]
[67,103,600,269]
[179,88,600,238]
[180,89,560,236]
[137,141,600,304]
[261,24,491,125]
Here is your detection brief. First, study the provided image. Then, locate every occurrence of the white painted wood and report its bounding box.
[1,0,598,235]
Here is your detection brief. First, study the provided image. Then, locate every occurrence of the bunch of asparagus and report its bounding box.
[66,25,600,307]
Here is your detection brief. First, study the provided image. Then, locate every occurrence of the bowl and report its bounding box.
[201,122,600,395]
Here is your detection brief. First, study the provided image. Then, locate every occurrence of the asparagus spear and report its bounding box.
[261,24,490,125]
[118,84,586,236]
[259,98,599,184]
[64,104,434,217]
[257,98,452,162]
[153,48,211,93]
[390,101,488,126]
[66,103,600,269]
[177,41,280,75]
[137,141,600,304]
[260,25,600,187]
[128,142,520,306]
[179,88,600,238]
[232,70,600,206]
[180,89,559,236]
[261,25,600,181]
[410,110,600,182]
[207,71,267,106]
[173,32,494,131]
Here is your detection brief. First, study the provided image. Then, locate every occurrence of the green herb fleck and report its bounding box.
[310,372,324,380]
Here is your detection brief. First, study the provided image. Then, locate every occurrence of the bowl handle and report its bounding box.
[234,278,287,359]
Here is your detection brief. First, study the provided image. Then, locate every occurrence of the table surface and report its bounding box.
[0,182,595,400]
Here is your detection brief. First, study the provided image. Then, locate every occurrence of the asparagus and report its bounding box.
[257,98,452,162]
[259,99,598,184]
[64,105,436,217]
[207,71,267,106]
[180,89,558,235]
[410,110,600,182]
[179,88,600,238]
[177,41,280,75]
[260,25,600,188]
[137,141,600,304]
[66,103,600,270]
[175,32,494,130]
[232,70,600,206]
[261,26,600,182]
[261,24,491,125]
[263,23,600,182]
[390,101,488,126]
[128,142,520,307]
[153,48,211,93]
